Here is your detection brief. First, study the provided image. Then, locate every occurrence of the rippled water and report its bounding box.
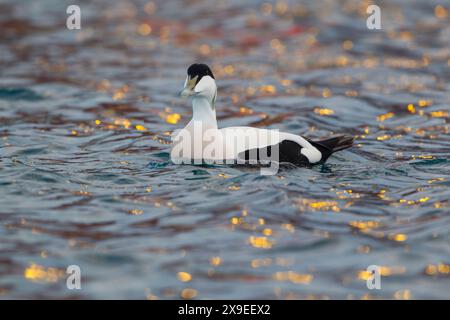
[1,0,450,299]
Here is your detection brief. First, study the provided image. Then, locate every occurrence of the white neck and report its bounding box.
[191,97,217,128]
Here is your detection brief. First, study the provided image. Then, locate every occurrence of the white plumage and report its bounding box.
[171,64,353,166]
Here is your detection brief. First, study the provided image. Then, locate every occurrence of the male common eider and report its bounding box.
[170,63,354,169]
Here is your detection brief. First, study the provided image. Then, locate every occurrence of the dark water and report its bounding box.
[1,0,450,299]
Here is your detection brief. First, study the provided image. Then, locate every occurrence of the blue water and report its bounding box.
[0,0,449,299]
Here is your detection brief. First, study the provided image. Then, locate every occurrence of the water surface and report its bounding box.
[1,0,450,299]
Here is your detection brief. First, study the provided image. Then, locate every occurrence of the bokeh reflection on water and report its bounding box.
[0,0,450,299]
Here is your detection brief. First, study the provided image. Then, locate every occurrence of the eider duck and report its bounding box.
[171,63,354,171]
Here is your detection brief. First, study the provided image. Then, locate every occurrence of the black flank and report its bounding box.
[238,136,354,166]
[239,140,310,166]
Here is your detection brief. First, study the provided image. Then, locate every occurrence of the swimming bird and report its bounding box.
[171,63,354,168]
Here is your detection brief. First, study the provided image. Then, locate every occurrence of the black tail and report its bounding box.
[307,135,355,163]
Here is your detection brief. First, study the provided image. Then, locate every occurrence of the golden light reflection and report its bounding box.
[425,263,450,275]
[394,289,411,300]
[345,90,358,97]
[181,288,197,299]
[198,44,211,55]
[357,270,371,281]
[313,107,334,116]
[275,1,288,15]
[428,178,444,184]
[398,195,432,207]
[248,236,273,249]
[230,217,242,225]
[24,263,64,283]
[146,293,159,300]
[165,113,181,124]
[95,119,102,125]
[411,154,434,160]
[358,266,406,280]
[129,209,143,215]
[218,173,229,178]
[336,55,348,66]
[239,106,254,114]
[223,65,234,75]
[380,266,406,276]
[342,40,353,50]
[259,85,277,94]
[377,112,394,122]
[349,220,379,231]
[434,202,445,209]
[418,99,432,107]
[137,23,152,36]
[210,256,222,266]
[336,189,361,200]
[135,124,147,131]
[322,88,332,98]
[388,233,407,242]
[295,198,340,212]
[112,90,126,101]
[407,104,416,113]
[360,293,375,300]
[114,118,131,129]
[398,31,413,41]
[310,201,339,211]
[377,134,391,141]
[435,5,448,19]
[272,271,313,284]
[377,189,388,200]
[281,223,295,233]
[430,111,448,118]
[177,272,192,282]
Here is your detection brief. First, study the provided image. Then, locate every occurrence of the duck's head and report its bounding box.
[180,63,217,108]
